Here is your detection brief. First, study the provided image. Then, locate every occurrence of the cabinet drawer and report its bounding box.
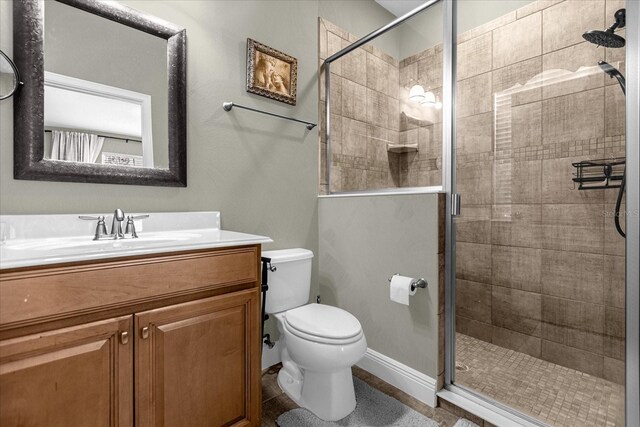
[0,246,259,329]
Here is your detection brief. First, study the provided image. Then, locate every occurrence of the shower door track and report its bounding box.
[439,385,550,427]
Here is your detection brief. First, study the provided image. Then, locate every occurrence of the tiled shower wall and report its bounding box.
[318,18,401,194]
[450,0,626,384]
[318,18,444,194]
[397,46,444,188]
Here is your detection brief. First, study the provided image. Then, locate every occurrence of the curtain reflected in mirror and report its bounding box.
[49,131,104,163]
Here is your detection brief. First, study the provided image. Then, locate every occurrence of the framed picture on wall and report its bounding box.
[246,38,297,106]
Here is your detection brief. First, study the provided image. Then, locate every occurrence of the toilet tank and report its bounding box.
[262,248,313,314]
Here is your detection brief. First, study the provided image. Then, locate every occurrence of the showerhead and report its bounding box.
[582,30,625,48]
[598,60,626,94]
[582,9,626,48]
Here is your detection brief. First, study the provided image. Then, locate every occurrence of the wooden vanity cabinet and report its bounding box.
[0,245,262,427]
[0,316,133,427]
[135,289,260,427]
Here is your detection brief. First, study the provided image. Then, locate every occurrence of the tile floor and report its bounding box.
[456,333,625,427]
[262,365,467,426]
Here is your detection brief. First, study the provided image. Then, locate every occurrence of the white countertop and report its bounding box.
[0,212,272,270]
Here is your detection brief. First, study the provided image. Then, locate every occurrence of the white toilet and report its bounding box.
[262,248,367,421]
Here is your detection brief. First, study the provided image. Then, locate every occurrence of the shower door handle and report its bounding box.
[451,193,461,217]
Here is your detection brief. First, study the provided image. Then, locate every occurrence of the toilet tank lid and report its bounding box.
[262,248,313,263]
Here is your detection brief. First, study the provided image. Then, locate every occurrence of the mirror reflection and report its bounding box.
[43,0,168,169]
[0,50,21,100]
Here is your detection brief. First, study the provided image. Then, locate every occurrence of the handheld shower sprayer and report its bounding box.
[598,60,626,94]
[583,9,627,238]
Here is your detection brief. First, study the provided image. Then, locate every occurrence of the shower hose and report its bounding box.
[615,168,626,238]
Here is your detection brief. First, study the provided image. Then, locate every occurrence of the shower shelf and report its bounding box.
[572,157,625,190]
[387,143,418,153]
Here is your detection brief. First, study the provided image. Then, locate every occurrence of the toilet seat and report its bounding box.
[284,321,364,345]
[284,304,363,345]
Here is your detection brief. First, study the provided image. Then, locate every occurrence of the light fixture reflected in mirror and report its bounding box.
[407,83,440,109]
[420,90,436,105]
[0,49,23,100]
[408,84,425,101]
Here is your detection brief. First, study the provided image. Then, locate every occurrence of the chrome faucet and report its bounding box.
[111,208,125,239]
[79,209,148,240]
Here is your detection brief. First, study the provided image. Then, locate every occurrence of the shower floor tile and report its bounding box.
[456,333,624,427]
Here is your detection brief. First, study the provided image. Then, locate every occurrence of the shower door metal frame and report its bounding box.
[442,0,456,390]
[443,2,640,427]
[625,2,639,425]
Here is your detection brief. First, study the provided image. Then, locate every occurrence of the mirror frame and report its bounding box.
[13,0,187,187]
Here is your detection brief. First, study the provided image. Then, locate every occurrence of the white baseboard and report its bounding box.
[356,348,437,407]
[262,341,281,371]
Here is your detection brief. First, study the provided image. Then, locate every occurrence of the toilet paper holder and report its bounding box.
[388,273,428,292]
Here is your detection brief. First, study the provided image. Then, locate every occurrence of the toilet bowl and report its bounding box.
[262,249,367,421]
[275,304,367,421]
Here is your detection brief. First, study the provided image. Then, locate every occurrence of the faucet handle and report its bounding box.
[79,215,109,240]
[129,214,149,220]
[78,215,104,221]
[124,215,149,238]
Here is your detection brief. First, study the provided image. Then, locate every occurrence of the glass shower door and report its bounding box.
[451,0,627,425]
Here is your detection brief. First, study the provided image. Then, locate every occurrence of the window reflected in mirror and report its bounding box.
[43,0,168,169]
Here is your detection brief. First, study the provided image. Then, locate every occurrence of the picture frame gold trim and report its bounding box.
[246,38,297,106]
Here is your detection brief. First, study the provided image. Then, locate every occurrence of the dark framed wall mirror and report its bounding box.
[13,0,187,186]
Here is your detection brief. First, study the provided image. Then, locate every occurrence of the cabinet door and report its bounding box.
[0,316,133,427]
[136,288,261,427]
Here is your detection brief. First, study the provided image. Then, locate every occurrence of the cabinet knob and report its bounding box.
[120,331,129,345]
[141,326,150,340]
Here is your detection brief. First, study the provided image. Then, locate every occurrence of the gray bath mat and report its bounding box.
[453,420,480,427]
[277,377,479,426]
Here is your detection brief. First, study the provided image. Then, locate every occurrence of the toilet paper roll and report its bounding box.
[389,275,417,306]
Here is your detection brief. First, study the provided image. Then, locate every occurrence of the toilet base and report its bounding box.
[277,364,357,422]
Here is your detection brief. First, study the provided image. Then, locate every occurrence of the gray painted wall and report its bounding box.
[318,193,441,378]
[0,0,394,227]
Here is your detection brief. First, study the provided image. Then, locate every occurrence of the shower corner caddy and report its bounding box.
[387,143,418,153]
[572,157,625,190]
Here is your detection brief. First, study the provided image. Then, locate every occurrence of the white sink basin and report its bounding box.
[0,211,272,269]
[4,232,202,253]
